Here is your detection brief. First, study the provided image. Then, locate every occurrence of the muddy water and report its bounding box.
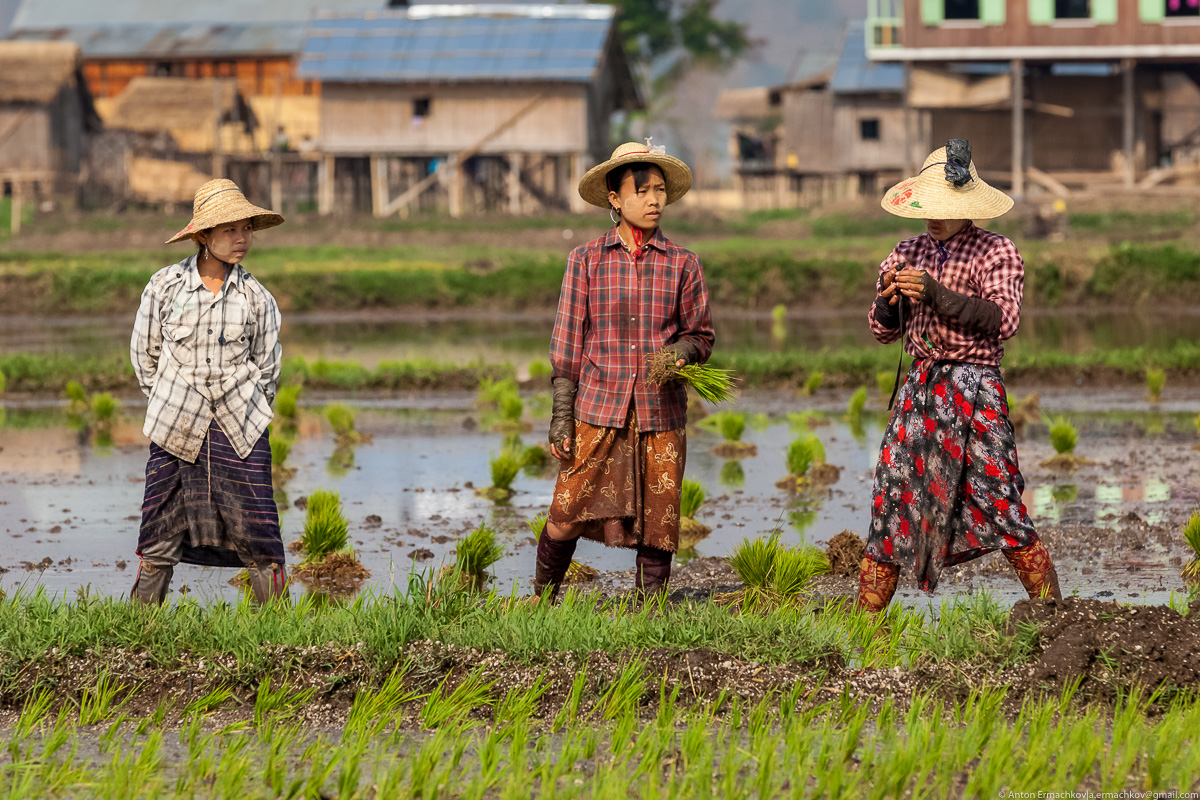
[2,391,1197,609]
[6,309,1200,368]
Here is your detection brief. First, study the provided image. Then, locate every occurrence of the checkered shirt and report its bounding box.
[131,254,282,462]
[868,223,1023,366]
[550,226,715,432]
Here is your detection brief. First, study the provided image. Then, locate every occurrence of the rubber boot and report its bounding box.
[635,545,672,603]
[246,564,290,606]
[1003,539,1063,601]
[532,534,577,603]
[130,561,173,605]
[856,556,899,613]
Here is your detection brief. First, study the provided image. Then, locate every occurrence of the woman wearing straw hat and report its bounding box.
[128,178,289,605]
[533,141,715,603]
[859,139,1062,612]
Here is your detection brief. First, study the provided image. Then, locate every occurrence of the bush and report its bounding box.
[786,434,825,476]
[1048,417,1078,455]
[301,489,349,561]
[681,478,706,518]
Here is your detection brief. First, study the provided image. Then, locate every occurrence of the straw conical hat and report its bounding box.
[881,146,1013,220]
[578,141,693,209]
[166,178,284,244]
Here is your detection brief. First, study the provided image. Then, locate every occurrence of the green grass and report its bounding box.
[1048,417,1079,455]
[786,434,826,477]
[300,489,350,561]
[680,478,706,519]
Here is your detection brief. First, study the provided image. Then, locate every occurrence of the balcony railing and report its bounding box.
[867,0,903,49]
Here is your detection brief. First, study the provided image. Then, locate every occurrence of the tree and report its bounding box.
[611,0,749,71]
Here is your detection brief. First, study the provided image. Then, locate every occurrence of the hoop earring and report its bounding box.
[609,208,620,225]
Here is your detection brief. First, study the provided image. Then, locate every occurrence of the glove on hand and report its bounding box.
[549,376,577,451]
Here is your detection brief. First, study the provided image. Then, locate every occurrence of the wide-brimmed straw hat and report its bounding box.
[166,178,284,244]
[881,145,1013,220]
[578,141,693,209]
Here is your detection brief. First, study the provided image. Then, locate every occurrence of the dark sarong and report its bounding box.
[548,410,685,552]
[138,420,285,568]
[866,361,1038,591]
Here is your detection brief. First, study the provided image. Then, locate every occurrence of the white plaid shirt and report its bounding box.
[131,254,282,462]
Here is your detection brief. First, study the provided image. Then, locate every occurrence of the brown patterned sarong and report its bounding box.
[548,410,685,552]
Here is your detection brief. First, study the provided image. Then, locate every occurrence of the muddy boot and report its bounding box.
[246,564,290,606]
[856,556,899,613]
[635,545,672,603]
[1003,539,1062,601]
[130,561,172,605]
[532,534,577,603]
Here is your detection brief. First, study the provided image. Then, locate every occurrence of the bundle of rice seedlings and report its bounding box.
[770,546,831,597]
[719,533,829,612]
[1146,369,1166,402]
[299,489,349,562]
[846,387,868,421]
[1182,511,1200,586]
[526,514,598,583]
[274,385,302,423]
[476,377,519,408]
[527,360,552,380]
[679,477,711,548]
[726,535,780,611]
[325,403,363,444]
[771,304,787,342]
[440,523,505,592]
[270,434,296,484]
[478,444,523,502]
[90,393,119,427]
[65,381,88,413]
[779,434,838,491]
[704,411,757,458]
[645,347,738,405]
[802,371,823,396]
[1043,416,1086,470]
[719,459,745,488]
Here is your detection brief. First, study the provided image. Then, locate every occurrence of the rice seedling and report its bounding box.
[269,435,294,485]
[420,668,496,729]
[876,370,896,397]
[680,478,706,519]
[0,368,6,394]
[716,411,745,442]
[722,533,829,611]
[90,392,119,427]
[77,671,130,725]
[596,659,647,721]
[446,523,504,591]
[184,686,235,718]
[345,666,422,737]
[274,385,302,422]
[787,410,815,431]
[786,434,825,477]
[802,371,823,396]
[645,346,738,404]
[324,403,363,444]
[846,387,868,421]
[479,443,524,502]
[499,392,524,423]
[527,360,552,380]
[299,488,349,561]
[476,377,519,408]
[770,546,831,597]
[1146,368,1166,401]
[726,535,780,611]
[1049,417,1078,455]
[719,459,745,488]
[253,677,315,729]
[1181,511,1200,584]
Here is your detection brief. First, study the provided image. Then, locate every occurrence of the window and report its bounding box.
[413,97,431,118]
[945,0,980,19]
[860,119,881,141]
[1167,0,1200,16]
[1055,0,1090,17]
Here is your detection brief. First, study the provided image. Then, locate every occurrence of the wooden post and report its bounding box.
[507,152,522,215]
[568,152,588,214]
[1011,59,1025,199]
[370,155,388,218]
[318,154,335,215]
[1123,58,1137,188]
[903,61,916,174]
[271,153,283,214]
[448,156,464,219]
[10,180,21,236]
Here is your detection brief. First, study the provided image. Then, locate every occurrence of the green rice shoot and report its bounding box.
[681,478,706,519]
[325,403,357,438]
[65,380,87,407]
[786,434,825,477]
[0,369,6,394]
[802,371,823,395]
[301,489,349,561]
[270,436,292,467]
[1184,511,1200,558]
[477,377,519,408]
[527,514,548,538]
[772,304,787,324]
[727,533,829,610]
[90,392,119,422]
[729,534,780,591]
[454,523,504,586]
[274,385,302,420]
[770,546,831,597]
[490,445,523,491]
[499,392,524,423]
[1146,368,1166,401]
[711,411,746,442]
[787,411,815,432]
[675,363,739,404]
[1048,417,1078,455]
[847,387,868,421]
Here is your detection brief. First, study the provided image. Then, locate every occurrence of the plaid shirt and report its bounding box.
[550,227,714,432]
[131,254,282,462]
[868,223,1023,366]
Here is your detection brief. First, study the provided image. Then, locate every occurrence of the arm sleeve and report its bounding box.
[974,241,1024,341]
[130,281,163,399]
[675,253,715,364]
[251,292,283,402]
[868,249,906,344]
[549,249,588,382]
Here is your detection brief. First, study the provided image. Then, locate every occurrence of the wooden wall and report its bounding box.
[901,0,1200,50]
[780,89,836,173]
[82,58,315,99]
[318,83,589,156]
[0,86,86,175]
[832,95,929,173]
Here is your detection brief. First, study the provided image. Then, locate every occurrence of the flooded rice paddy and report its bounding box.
[2,384,1197,609]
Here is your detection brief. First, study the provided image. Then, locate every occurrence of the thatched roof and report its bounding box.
[0,41,82,104]
[105,77,257,134]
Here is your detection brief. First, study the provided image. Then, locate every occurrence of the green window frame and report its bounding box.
[1030,0,1120,23]
[923,0,1006,24]
[1141,0,1166,21]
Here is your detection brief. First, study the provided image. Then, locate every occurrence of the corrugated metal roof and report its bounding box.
[11,0,386,28]
[9,22,312,59]
[297,6,617,84]
[830,21,905,95]
[0,0,19,39]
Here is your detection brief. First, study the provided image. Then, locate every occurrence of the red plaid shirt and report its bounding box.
[868,223,1023,366]
[550,226,714,432]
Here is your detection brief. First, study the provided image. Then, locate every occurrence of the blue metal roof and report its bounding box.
[0,0,19,39]
[297,7,617,84]
[11,0,385,28]
[830,21,905,95]
[9,22,313,58]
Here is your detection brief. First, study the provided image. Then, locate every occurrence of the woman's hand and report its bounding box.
[549,377,577,462]
[895,268,936,304]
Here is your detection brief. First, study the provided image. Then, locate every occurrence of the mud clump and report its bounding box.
[825,531,866,577]
[711,442,757,459]
[1011,597,1200,696]
[292,552,372,593]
